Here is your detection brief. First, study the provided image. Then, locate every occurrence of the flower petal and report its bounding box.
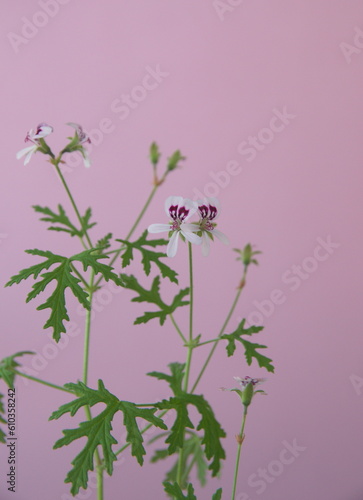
[16,145,37,164]
[181,198,198,221]
[180,228,202,245]
[167,231,180,257]
[181,222,199,233]
[201,231,210,256]
[164,195,183,219]
[213,228,229,245]
[16,145,36,160]
[82,148,91,167]
[198,197,221,220]
[148,223,171,233]
[34,123,53,138]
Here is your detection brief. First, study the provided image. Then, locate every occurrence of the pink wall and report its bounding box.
[1,1,363,499]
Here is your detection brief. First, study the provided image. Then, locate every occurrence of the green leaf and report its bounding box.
[50,380,167,495]
[212,488,223,499]
[0,394,7,444]
[151,433,208,489]
[96,233,113,252]
[152,364,226,476]
[148,362,185,397]
[163,482,197,500]
[117,230,178,283]
[221,319,274,373]
[0,352,34,388]
[121,274,189,325]
[33,204,96,238]
[5,249,122,342]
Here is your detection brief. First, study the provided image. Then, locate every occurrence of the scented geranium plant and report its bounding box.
[1,123,274,499]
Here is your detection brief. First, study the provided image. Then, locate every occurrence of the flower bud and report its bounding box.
[167,150,185,172]
[241,381,254,407]
[149,142,161,166]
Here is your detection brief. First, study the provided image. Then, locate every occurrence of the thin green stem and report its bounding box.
[97,465,104,500]
[169,313,188,344]
[82,269,95,387]
[231,407,248,500]
[53,162,93,248]
[11,370,73,393]
[94,184,159,289]
[194,338,221,347]
[183,242,194,393]
[191,268,247,394]
[176,242,195,489]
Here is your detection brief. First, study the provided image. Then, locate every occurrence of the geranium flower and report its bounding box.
[196,198,229,256]
[65,122,91,167]
[221,376,266,407]
[148,196,202,257]
[16,123,53,165]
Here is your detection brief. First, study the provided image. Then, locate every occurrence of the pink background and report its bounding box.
[1,1,363,499]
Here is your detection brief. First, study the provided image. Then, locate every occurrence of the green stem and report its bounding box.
[97,465,104,500]
[82,269,95,387]
[231,407,248,500]
[82,267,104,499]
[11,370,73,393]
[94,184,158,289]
[191,268,247,394]
[169,313,187,344]
[53,162,93,248]
[194,338,221,347]
[176,242,195,489]
[183,242,194,393]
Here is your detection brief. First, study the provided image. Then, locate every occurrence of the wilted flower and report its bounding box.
[148,196,201,257]
[221,376,266,408]
[196,198,229,256]
[63,122,91,167]
[16,123,53,165]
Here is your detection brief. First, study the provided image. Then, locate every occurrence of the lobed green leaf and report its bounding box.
[50,380,167,495]
[33,204,96,238]
[121,274,189,326]
[117,230,178,283]
[5,249,122,342]
[221,319,274,373]
[0,351,34,389]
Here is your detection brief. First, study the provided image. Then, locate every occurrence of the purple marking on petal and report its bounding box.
[178,206,189,221]
[208,204,218,220]
[169,204,178,220]
[198,204,208,219]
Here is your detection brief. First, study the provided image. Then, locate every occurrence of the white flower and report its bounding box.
[16,123,53,165]
[148,196,202,257]
[66,122,91,167]
[197,198,229,256]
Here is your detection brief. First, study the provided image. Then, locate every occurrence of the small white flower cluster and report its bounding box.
[148,196,229,257]
[16,122,91,167]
